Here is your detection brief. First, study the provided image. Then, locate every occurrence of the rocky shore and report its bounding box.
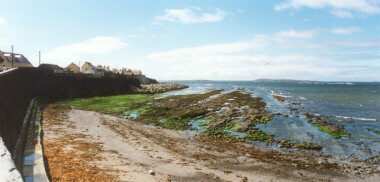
[133,83,189,94]
[271,93,352,139]
[131,89,322,150]
[56,87,380,180]
[41,104,379,181]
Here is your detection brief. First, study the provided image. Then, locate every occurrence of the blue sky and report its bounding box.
[0,0,379,81]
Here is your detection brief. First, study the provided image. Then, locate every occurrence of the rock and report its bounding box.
[149,169,155,175]
[241,177,248,182]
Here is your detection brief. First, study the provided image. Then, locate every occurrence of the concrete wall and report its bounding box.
[0,67,140,154]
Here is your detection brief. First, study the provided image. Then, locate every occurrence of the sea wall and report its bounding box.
[135,75,158,84]
[0,68,140,154]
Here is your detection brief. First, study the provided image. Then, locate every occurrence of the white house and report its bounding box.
[85,66,106,77]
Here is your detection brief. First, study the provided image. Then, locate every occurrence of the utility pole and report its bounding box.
[11,45,14,68]
[39,51,41,66]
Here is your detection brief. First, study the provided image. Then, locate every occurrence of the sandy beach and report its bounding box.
[41,103,379,181]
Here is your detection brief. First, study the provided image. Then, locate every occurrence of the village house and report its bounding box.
[85,66,107,77]
[66,62,80,73]
[0,50,33,68]
[121,68,142,76]
[112,68,120,74]
[96,65,110,72]
[38,64,63,74]
[81,62,93,73]
[79,62,142,77]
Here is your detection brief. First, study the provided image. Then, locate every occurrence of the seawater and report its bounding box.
[164,80,380,159]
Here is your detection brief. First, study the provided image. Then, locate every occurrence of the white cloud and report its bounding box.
[331,40,380,49]
[44,36,126,65]
[330,10,354,17]
[0,18,5,25]
[127,34,137,38]
[331,27,363,35]
[154,7,227,24]
[275,0,380,17]
[144,29,380,81]
[145,49,378,81]
[276,29,315,39]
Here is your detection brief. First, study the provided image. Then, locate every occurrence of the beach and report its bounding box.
[41,103,378,181]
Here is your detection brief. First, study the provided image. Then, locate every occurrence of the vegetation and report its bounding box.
[61,89,322,150]
[136,90,222,130]
[368,129,380,135]
[312,124,351,139]
[60,94,156,115]
[244,129,275,143]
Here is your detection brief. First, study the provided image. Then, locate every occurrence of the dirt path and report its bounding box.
[42,104,378,181]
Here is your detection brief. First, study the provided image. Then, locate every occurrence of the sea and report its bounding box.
[164,80,380,160]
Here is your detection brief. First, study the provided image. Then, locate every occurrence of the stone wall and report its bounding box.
[0,67,140,154]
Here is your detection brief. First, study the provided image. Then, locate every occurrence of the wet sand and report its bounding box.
[42,104,379,181]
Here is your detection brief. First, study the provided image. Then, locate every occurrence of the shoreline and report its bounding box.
[43,85,379,181]
[41,104,379,181]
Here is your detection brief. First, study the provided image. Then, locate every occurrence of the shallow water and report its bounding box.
[165,80,380,159]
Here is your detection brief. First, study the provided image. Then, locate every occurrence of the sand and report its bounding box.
[41,104,379,181]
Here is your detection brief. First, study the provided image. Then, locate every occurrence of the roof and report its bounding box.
[66,62,80,69]
[84,62,93,66]
[93,67,107,73]
[39,64,62,69]
[2,52,32,65]
[86,66,107,73]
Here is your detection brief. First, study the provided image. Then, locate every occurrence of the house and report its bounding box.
[112,68,120,74]
[66,62,80,73]
[81,62,93,73]
[85,66,106,77]
[121,68,142,76]
[0,50,33,68]
[132,70,142,75]
[38,64,63,74]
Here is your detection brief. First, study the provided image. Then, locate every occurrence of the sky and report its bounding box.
[0,0,379,81]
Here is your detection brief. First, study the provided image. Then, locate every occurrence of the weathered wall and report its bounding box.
[0,67,140,154]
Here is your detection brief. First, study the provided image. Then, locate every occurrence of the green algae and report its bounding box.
[312,124,351,139]
[204,129,234,140]
[60,94,156,115]
[244,129,275,143]
[61,89,322,150]
[368,129,380,135]
[228,123,239,131]
[131,90,223,130]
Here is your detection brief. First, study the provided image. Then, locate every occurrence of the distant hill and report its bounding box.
[254,79,313,82]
